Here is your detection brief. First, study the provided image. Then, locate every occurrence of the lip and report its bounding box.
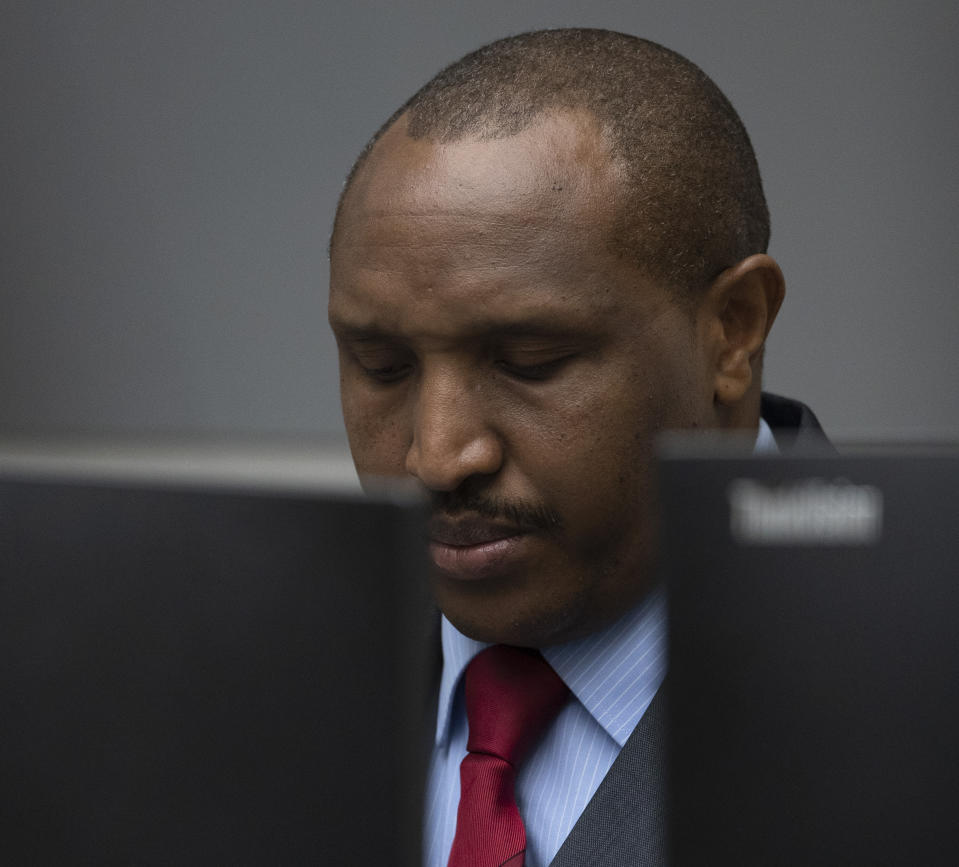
[428,517,530,581]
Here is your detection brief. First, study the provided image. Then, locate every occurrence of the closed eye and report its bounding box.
[496,355,573,382]
[361,361,412,383]
[343,341,414,384]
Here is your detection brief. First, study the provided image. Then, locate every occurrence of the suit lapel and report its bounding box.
[548,684,668,867]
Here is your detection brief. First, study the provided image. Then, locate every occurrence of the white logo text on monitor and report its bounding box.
[727,478,883,545]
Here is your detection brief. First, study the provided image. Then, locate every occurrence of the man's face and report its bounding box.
[329,111,718,647]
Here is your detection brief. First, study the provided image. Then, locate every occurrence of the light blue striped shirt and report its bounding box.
[424,588,666,867]
[424,420,777,866]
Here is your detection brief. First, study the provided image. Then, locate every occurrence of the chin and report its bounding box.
[442,598,589,649]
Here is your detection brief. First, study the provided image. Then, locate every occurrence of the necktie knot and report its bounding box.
[464,644,570,765]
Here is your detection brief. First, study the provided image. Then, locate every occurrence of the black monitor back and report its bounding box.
[659,446,959,867]
[0,466,431,865]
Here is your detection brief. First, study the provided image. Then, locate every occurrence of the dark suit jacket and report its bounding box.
[547,393,832,866]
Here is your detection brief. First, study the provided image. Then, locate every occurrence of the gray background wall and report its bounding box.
[3,1,957,443]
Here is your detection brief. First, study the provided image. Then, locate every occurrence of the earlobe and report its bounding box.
[708,254,785,407]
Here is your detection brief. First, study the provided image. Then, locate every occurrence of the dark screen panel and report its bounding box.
[660,450,959,867]
[0,476,430,865]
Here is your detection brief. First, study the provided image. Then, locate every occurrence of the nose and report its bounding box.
[404,372,503,492]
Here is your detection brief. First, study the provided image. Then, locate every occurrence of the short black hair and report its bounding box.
[333,28,769,294]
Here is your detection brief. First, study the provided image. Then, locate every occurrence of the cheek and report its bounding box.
[340,381,410,477]
[507,382,652,505]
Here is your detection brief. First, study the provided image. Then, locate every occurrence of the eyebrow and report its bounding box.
[328,315,592,342]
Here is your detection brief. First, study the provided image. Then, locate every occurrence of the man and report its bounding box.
[328,28,827,867]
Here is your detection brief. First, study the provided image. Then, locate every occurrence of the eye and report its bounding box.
[348,344,414,384]
[361,361,412,383]
[496,355,573,382]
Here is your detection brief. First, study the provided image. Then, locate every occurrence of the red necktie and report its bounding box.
[447,644,570,867]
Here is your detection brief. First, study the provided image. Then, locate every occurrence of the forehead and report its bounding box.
[330,112,644,326]
[335,110,622,253]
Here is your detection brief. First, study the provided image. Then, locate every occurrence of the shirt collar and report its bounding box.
[433,587,666,749]
[435,617,489,747]
[756,416,778,453]
[544,586,667,747]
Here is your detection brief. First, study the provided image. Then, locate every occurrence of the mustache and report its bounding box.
[430,490,562,534]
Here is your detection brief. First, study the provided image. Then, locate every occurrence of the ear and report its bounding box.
[705,254,785,407]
